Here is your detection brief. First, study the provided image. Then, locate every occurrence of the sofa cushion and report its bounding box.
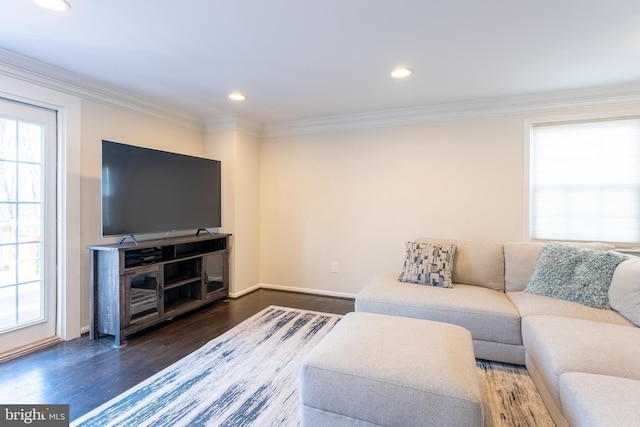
[507,291,634,326]
[504,242,545,293]
[560,373,640,427]
[398,241,456,288]
[504,241,615,292]
[522,316,640,414]
[609,256,640,327]
[416,238,505,291]
[525,243,626,309]
[355,274,522,345]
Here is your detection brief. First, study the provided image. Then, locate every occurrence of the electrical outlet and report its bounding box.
[331,262,338,273]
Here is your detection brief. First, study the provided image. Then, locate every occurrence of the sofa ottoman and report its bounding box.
[299,312,484,427]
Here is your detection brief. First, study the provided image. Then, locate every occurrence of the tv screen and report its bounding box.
[101,140,222,237]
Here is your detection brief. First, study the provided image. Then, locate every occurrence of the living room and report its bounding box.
[1,1,640,426]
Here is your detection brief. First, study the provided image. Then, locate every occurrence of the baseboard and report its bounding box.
[0,336,62,363]
[256,283,357,300]
[229,284,262,299]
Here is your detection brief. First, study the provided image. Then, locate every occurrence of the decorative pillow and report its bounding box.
[525,242,627,309]
[398,242,456,288]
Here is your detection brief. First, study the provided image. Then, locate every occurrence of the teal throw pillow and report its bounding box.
[525,242,627,309]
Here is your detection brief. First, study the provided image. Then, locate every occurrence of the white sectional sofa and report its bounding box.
[355,238,640,427]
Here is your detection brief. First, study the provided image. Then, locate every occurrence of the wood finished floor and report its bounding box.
[0,289,355,421]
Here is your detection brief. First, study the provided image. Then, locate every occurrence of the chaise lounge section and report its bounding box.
[355,237,640,427]
[357,238,523,364]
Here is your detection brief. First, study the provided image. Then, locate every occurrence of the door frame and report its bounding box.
[0,73,82,351]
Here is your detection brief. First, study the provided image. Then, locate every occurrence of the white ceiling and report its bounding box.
[2,0,640,125]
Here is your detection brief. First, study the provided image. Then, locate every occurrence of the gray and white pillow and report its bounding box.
[398,242,456,288]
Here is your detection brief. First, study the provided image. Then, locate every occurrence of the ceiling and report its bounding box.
[2,0,640,125]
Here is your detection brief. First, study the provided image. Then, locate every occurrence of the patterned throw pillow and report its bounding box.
[525,242,627,309]
[398,242,457,288]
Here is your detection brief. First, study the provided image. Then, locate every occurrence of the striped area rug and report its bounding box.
[478,360,554,426]
[72,306,553,426]
[72,306,340,427]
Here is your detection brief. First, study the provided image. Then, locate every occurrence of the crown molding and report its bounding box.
[203,114,237,132]
[262,83,640,137]
[204,114,263,137]
[0,48,204,132]
[4,47,640,138]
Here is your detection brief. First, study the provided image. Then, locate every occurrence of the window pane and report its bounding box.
[0,204,16,244]
[0,286,16,330]
[18,204,41,243]
[17,122,42,163]
[0,245,16,286]
[531,118,640,243]
[18,242,41,284]
[0,119,17,161]
[18,163,41,202]
[18,282,42,324]
[0,161,16,202]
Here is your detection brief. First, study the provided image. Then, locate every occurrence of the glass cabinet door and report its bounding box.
[204,252,227,297]
[125,266,160,324]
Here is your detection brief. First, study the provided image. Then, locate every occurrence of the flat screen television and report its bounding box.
[101,140,222,238]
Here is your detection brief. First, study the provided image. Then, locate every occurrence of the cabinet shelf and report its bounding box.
[164,276,201,290]
[89,233,231,346]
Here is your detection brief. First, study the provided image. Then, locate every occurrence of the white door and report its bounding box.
[0,98,57,356]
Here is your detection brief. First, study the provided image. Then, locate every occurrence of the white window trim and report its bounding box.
[0,75,82,342]
[523,109,640,249]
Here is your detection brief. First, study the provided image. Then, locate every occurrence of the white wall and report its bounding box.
[234,130,261,296]
[259,104,640,296]
[204,127,261,297]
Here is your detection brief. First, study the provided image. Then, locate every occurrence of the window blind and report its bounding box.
[530,118,640,244]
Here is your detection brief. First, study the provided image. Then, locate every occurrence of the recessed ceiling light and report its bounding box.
[390,67,413,78]
[33,0,71,11]
[228,93,247,101]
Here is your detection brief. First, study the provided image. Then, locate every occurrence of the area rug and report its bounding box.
[72,306,554,427]
[477,360,554,426]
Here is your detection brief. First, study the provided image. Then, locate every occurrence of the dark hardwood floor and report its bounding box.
[0,289,354,421]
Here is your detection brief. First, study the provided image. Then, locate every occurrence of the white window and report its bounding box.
[529,117,640,245]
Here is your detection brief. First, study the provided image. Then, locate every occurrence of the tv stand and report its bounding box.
[89,233,231,346]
